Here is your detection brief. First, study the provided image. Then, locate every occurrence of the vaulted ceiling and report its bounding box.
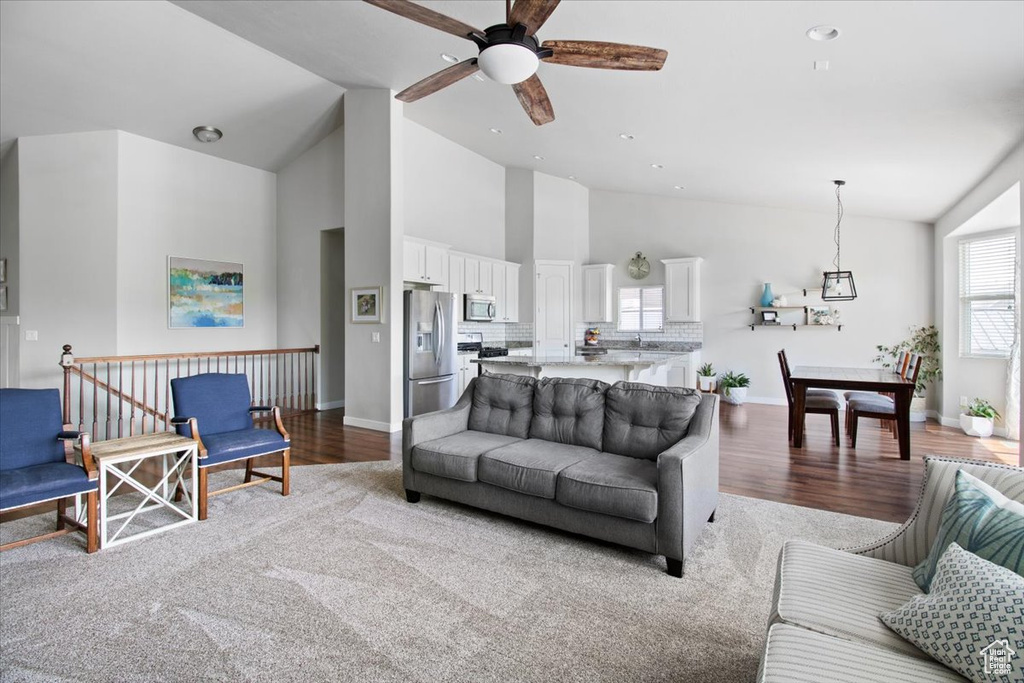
[3,1,1022,221]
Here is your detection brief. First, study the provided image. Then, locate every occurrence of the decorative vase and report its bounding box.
[698,376,715,392]
[960,414,994,438]
[722,386,747,405]
[778,295,788,307]
[760,283,774,307]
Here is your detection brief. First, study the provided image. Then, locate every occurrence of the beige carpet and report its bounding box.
[0,462,897,682]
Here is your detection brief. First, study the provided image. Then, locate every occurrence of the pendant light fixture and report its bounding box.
[821,179,857,301]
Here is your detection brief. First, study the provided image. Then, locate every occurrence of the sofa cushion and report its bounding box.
[770,540,927,660]
[758,623,967,683]
[556,453,658,523]
[411,431,521,482]
[200,428,289,467]
[529,377,609,450]
[478,439,599,499]
[468,373,536,439]
[881,543,1024,683]
[911,469,1024,591]
[602,382,702,460]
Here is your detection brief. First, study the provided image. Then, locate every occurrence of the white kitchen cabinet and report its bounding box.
[666,351,701,389]
[581,264,614,323]
[492,261,507,318]
[404,238,448,284]
[504,264,520,323]
[456,354,476,397]
[661,257,702,322]
[463,257,482,294]
[448,253,466,319]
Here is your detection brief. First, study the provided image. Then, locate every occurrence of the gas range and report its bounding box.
[456,333,509,358]
[478,346,509,359]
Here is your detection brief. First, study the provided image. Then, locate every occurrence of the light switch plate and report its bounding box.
[25,330,39,341]
[371,331,380,343]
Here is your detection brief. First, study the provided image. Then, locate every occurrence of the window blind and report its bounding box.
[618,286,664,331]
[959,233,1016,357]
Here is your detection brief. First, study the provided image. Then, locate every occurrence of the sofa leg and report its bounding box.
[666,557,683,578]
[405,489,421,503]
[708,509,716,523]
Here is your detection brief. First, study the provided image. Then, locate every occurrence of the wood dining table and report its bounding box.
[790,366,916,460]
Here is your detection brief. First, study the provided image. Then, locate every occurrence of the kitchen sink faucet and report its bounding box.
[635,333,643,349]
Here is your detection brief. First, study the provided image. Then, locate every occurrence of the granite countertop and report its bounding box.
[472,351,682,368]
[576,342,702,353]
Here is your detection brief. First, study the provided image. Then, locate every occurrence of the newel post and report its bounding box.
[60,344,74,423]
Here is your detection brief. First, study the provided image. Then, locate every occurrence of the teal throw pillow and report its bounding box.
[881,543,1024,683]
[912,469,1024,592]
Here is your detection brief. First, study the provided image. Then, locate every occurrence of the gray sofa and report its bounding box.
[402,373,720,577]
[758,456,1024,682]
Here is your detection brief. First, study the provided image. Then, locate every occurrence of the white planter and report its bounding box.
[910,396,927,423]
[698,376,716,392]
[960,413,995,438]
[722,386,747,405]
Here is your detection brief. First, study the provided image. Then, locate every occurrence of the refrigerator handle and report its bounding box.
[433,301,442,366]
[439,299,446,365]
[417,376,455,385]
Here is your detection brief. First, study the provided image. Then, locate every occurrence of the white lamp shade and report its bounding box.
[477,44,539,84]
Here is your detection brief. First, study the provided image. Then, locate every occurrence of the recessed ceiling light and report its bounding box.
[813,60,830,71]
[619,133,635,141]
[533,155,545,161]
[569,175,578,180]
[673,185,685,190]
[489,128,502,135]
[650,163,664,169]
[441,53,460,63]
[192,126,222,143]
[806,25,840,41]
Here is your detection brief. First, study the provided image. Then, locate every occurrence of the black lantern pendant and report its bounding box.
[821,180,857,301]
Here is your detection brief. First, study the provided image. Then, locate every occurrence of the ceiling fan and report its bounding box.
[363,0,668,126]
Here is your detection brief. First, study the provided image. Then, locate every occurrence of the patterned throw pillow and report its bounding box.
[881,543,1024,683]
[912,469,1024,591]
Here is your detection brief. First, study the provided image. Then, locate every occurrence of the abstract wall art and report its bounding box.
[168,256,244,328]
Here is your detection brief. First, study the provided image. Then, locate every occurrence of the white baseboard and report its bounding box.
[317,399,345,410]
[343,415,402,433]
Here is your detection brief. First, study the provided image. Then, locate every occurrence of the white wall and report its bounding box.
[117,132,278,354]
[589,190,934,403]
[276,125,344,349]
[344,90,405,432]
[505,168,535,322]
[533,172,589,321]
[934,141,1023,437]
[320,228,345,406]
[17,131,119,388]
[403,120,505,259]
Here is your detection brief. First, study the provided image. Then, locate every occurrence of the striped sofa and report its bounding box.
[757,456,1024,683]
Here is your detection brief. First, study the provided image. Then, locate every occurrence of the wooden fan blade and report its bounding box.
[509,0,560,35]
[512,74,555,126]
[363,0,480,41]
[396,60,479,103]
[541,40,667,70]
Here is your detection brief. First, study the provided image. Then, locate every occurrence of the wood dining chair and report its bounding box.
[843,350,909,434]
[778,351,842,446]
[848,355,922,447]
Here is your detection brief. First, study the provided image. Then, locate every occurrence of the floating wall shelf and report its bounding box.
[748,306,843,331]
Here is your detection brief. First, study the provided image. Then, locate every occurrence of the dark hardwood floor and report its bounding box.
[2,403,1017,526]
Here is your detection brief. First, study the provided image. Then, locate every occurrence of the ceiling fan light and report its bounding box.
[477,44,539,85]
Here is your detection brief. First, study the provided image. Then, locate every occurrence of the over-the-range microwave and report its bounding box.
[464,293,497,322]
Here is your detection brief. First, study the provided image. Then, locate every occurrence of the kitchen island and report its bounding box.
[472,351,685,386]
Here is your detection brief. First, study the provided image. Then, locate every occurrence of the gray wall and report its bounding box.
[320,228,345,406]
[0,143,19,317]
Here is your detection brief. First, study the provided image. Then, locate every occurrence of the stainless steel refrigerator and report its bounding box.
[404,289,458,418]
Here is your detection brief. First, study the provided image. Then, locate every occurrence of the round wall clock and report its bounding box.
[628,252,651,280]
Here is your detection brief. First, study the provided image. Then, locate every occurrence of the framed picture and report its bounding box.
[0,257,6,283]
[0,285,6,312]
[168,256,244,328]
[807,305,834,325]
[760,310,778,323]
[351,286,384,324]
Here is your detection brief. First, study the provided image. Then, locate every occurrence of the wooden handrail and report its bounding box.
[72,345,319,364]
[61,344,320,441]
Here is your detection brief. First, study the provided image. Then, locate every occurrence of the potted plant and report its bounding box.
[960,398,1000,438]
[718,371,751,405]
[697,363,716,392]
[873,325,942,422]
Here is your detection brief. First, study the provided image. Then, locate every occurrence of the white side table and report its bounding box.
[78,433,200,549]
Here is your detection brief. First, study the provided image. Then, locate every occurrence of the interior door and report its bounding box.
[535,262,572,354]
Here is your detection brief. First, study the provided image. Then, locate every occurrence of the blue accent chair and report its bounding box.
[170,373,290,520]
[0,388,99,553]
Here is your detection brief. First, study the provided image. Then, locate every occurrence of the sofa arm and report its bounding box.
[656,393,719,564]
[402,379,474,460]
[842,455,1024,567]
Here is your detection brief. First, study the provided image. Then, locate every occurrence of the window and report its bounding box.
[959,232,1016,358]
[618,286,664,331]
